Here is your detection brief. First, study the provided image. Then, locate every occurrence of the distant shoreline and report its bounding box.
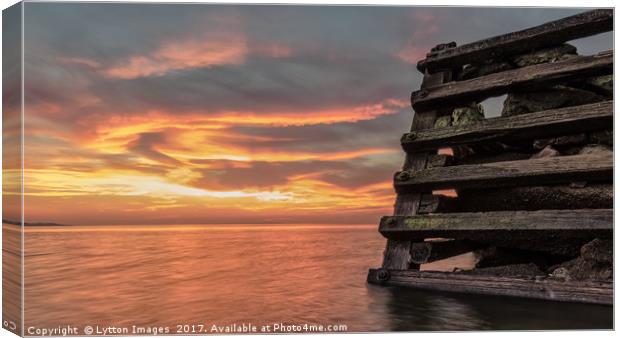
[2,219,70,227]
[2,220,375,227]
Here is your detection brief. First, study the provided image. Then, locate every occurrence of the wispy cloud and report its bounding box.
[104,33,249,79]
[21,4,609,224]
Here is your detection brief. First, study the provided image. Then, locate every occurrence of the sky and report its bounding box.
[6,3,612,225]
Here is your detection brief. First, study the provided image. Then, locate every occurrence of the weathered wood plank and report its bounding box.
[454,183,613,212]
[394,153,612,193]
[367,269,612,305]
[426,154,454,168]
[378,209,611,256]
[380,209,611,236]
[417,9,613,72]
[379,209,613,256]
[402,101,613,153]
[423,184,612,214]
[412,51,613,111]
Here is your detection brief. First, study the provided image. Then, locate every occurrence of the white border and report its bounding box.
[0,1,616,338]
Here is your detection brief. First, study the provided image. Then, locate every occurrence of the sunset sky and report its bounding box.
[8,4,612,225]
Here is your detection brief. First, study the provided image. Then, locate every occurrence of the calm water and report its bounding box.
[14,224,612,333]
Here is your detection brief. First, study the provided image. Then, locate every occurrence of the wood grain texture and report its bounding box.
[417,9,613,72]
[380,209,611,234]
[372,10,615,304]
[421,184,613,214]
[401,101,613,153]
[378,210,612,256]
[453,184,613,212]
[368,269,612,305]
[394,153,612,193]
[412,51,613,111]
[381,69,453,270]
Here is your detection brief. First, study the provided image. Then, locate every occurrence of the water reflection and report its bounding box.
[370,286,612,331]
[20,224,611,333]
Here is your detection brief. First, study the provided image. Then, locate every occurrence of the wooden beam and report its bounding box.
[394,153,612,193]
[380,209,611,237]
[402,101,613,153]
[378,209,611,256]
[417,9,613,72]
[420,184,613,214]
[454,184,613,212]
[367,269,612,305]
[412,51,613,111]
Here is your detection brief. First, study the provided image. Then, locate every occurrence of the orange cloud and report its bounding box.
[21,79,404,225]
[206,98,409,126]
[69,97,408,154]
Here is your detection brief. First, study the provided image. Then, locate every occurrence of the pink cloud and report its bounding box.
[101,35,293,79]
[397,43,429,65]
[104,34,249,79]
[396,10,442,65]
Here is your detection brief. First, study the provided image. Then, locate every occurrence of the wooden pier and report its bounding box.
[368,9,613,305]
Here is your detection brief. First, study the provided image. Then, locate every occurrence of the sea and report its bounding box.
[3,224,612,334]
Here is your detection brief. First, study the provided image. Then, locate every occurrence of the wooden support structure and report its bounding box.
[367,269,613,305]
[369,9,613,305]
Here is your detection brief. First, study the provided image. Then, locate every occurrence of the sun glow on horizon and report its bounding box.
[18,100,401,224]
[12,6,428,225]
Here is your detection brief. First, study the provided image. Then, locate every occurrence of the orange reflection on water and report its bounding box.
[22,224,375,233]
[23,224,389,331]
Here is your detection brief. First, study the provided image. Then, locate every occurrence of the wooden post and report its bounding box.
[381,47,455,270]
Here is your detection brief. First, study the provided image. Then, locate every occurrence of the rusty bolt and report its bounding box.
[384,217,396,227]
[402,132,417,143]
[395,171,411,181]
[376,269,391,282]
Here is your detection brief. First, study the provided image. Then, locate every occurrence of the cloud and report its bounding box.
[228,108,412,153]
[127,132,183,166]
[202,98,410,126]
[396,10,441,64]
[191,152,399,191]
[19,4,613,224]
[397,44,429,65]
[103,33,249,79]
[59,57,102,69]
[251,43,292,58]
[24,170,293,201]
